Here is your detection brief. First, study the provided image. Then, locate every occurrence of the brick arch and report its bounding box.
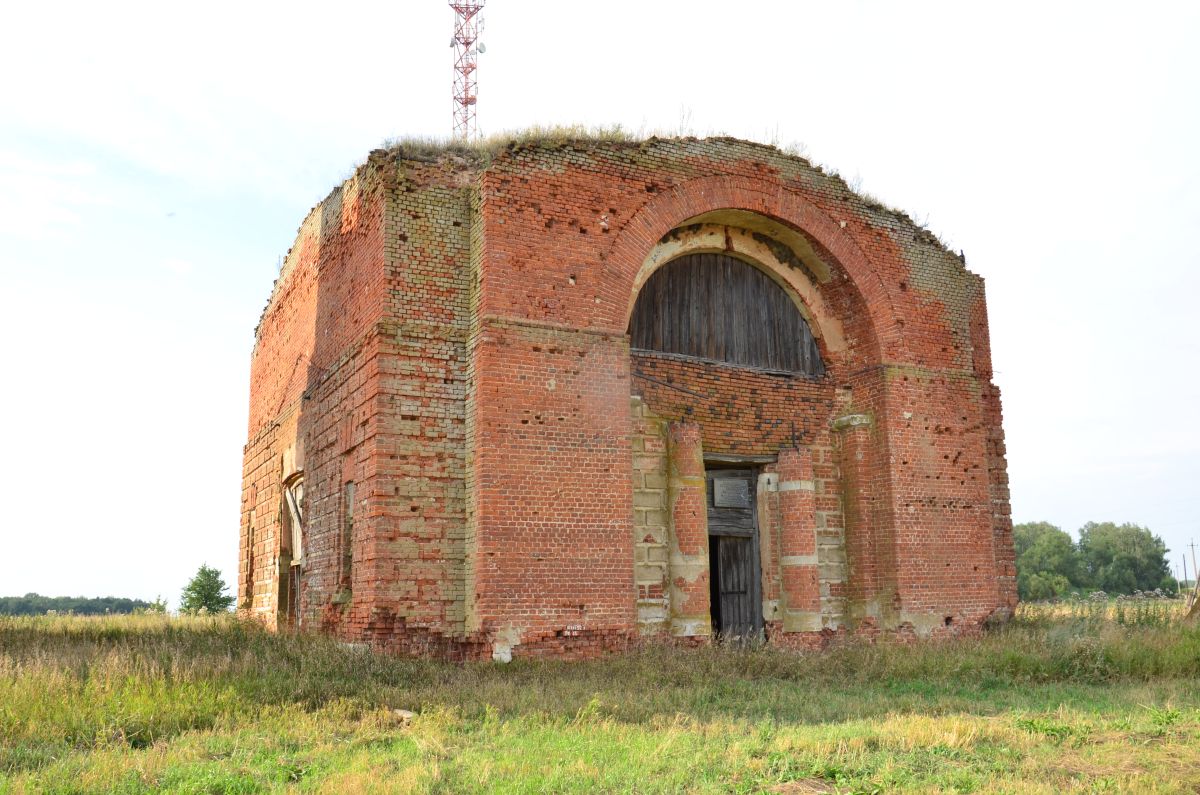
[627,223,848,362]
[601,174,898,361]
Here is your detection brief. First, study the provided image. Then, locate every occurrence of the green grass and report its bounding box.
[2,606,1199,793]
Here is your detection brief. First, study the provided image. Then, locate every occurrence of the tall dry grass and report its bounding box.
[2,603,1199,781]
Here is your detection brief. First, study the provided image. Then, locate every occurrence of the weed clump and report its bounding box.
[379,123,642,165]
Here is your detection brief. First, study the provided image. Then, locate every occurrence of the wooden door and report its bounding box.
[706,468,763,640]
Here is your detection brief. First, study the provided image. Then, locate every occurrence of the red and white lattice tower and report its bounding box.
[450,2,486,140]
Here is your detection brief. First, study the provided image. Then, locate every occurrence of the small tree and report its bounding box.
[179,565,235,615]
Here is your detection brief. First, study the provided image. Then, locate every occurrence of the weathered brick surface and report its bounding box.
[630,397,670,633]
[239,137,1014,658]
[666,421,710,638]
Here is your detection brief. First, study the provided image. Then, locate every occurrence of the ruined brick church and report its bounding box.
[239,136,1016,659]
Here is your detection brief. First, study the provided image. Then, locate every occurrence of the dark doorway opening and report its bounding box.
[279,475,304,632]
[281,566,301,631]
[706,467,764,641]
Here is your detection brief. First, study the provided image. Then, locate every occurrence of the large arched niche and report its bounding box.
[630,250,826,376]
[628,221,847,366]
[602,174,892,368]
[624,216,851,457]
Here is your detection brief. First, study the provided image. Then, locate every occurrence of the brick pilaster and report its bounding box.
[778,447,820,632]
[667,421,710,637]
[833,412,893,629]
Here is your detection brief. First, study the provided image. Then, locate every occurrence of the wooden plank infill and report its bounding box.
[629,253,824,376]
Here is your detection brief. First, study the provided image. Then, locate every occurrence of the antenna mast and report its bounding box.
[450,2,486,141]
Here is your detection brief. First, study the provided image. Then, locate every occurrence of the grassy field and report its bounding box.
[2,603,1199,794]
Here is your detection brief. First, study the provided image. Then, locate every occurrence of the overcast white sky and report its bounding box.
[1,1,1197,605]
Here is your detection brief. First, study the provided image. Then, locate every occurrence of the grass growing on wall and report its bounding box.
[2,605,1199,793]
[379,124,642,165]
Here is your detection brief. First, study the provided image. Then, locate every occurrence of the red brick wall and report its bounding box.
[467,138,1011,650]
[240,162,393,634]
[358,160,477,653]
[241,137,1014,658]
[630,352,835,457]
[467,321,637,647]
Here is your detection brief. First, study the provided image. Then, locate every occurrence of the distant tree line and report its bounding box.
[0,593,162,616]
[1015,521,1178,601]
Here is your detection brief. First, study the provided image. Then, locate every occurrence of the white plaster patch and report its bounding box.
[831,414,872,432]
[671,618,712,637]
[782,610,823,633]
[492,626,522,663]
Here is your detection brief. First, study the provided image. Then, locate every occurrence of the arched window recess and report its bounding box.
[628,253,825,377]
